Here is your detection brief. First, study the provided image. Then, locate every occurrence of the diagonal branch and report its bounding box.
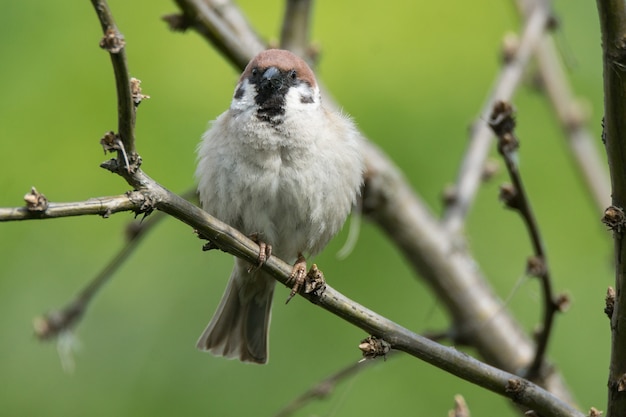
[27,188,198,339]
[273,354,391,417]
[441,0,552,235]
[516,0,610,213]
[33,210,160,339]
[167,0,576,404]
[133,170,583,417]
[169,0,264,69]
[488,101,560,381]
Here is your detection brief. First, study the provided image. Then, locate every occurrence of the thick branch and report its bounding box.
[595,0,626,415]
[279,0,314,62]
[171,0,263,69]
[128,169,582,417]
[168,0,575,404]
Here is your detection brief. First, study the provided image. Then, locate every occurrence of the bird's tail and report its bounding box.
[196,258,275,364]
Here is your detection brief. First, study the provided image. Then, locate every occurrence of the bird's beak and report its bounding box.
[260,66,283,92]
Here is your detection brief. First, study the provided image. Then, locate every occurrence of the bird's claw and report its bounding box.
[248,233,272,273]
[286,256,327,303]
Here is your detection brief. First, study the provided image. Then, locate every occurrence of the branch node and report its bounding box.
[498,183,521,209]
[526,255,547,278]
[602,205,626,233]
[618,374,626,392]
[588,406,604,417]
[605,286,616,320]
[162,13,192,32]
[489,101,517,138]
[100,130,120,154]
[24,187,49,212]
[501,32,520,64]
[505,378,528,401]
[358,335,391,360]
[99,27,125,53]
[448,394,470,417]
[441,185,458,208]
[33,303,82,341]
[303,263,326,297]
[130,77,150,107]
[554,293,571,313]
[481,159,500,182]
[126,190,154,217]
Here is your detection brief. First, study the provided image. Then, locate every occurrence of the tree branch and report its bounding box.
[0,191,146,221]
[169,0,264,69]
[488,101,560,381]
[441,0,552,235]
[279,0,315,63]
[29,188,197,339]
[91,0,139,171]
[516,0,610,212]
[595,0,626,415]
[168,0,576,404]
[118,171,582,417]
[273,354,392,417]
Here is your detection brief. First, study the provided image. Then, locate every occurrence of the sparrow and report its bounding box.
[195,49,363,363]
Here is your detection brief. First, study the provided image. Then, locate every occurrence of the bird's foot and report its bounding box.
[248,233,272,273]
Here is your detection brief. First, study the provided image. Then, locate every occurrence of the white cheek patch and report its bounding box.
[230,79,258,114]
[284,84,320,114]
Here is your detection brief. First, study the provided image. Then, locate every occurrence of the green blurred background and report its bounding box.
[0,0,610,416]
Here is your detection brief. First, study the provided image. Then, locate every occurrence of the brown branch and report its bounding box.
[34,212,160,340]
[124,171,582,417]
[273,354,392,417]
[168,0,576,405]
[441,1,552,235]
[0,191,146,221]
[516,0,610,213]
[29,188,198,339]
[595,0,626,415]
[488,101,559,381]
[169,0,264,69]
[279,0,315,63]
[91,0,139,172]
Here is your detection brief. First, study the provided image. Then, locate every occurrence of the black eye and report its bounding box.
[288,70,297,80]
[251,68,259,77]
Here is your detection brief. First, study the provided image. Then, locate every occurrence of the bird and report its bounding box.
[195,49,363,364]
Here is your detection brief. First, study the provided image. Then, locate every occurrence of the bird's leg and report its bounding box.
[248,233,272,273]
[286,253,307,303]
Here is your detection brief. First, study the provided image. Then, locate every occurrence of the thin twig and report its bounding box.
[515,0,610,213]
[488,101,559,381]
[34,213,159,339]
[441,1,552,235]
[0,192,146,221]
[273,354,391,417]
[30,188,198,339]
[91,0,139,171]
